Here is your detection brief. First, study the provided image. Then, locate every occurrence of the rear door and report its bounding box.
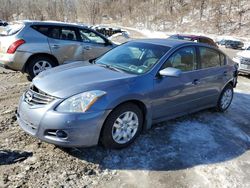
[194,46,227,107]
[78,28,113,60]
[47,26,83,64]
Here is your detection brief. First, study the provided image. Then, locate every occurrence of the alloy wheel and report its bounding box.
[112,111,139,144]
[33,60,52,76]
[220,88,233,110]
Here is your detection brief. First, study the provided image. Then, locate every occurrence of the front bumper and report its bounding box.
[233,58,250,75]
[16,95,111,147]
[238,68,250,74]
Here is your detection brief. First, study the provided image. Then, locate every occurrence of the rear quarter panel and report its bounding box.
[18,26,51,54]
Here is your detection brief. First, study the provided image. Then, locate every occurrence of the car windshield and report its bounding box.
[95,42,170,74]
[0,22,24,36]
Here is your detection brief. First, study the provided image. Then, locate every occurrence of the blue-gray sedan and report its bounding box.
[17,39,238,149]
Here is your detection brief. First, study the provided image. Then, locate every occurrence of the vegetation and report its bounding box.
[0,0,249,35]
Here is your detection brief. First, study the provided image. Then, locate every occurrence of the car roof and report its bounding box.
[131,38,197,48]
[130,38,226,56]
[19,20,88,28]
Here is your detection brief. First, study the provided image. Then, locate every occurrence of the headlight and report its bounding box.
[56,90,106,113]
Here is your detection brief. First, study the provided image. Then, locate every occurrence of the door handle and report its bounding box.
[51,44,60,49]
[83,46,92,50]
[192,79,200,85]
[223,71,228,76]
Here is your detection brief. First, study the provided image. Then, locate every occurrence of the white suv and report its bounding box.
[233,47,250,75]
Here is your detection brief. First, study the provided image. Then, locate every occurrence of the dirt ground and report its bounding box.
[0,43,250,187]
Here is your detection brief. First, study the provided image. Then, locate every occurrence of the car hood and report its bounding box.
[33,61,137,98]
[237,50,250,58]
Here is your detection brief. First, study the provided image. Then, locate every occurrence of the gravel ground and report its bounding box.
[0,37,250,187]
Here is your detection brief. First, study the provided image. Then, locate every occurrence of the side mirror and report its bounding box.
[159,67,182,77]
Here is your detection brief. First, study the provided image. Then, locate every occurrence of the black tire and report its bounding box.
[101,103,143,149]
[27,56,57,79]
[216,84,234,112]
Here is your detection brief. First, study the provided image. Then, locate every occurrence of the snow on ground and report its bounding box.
[101,79,250,188]
[109,25,250,47]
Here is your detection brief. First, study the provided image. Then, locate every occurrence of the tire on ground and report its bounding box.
[216,84,234,112]
[27,56,57,79]
[101,103,143,149]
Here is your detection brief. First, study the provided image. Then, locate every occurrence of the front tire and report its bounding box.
[216,84,234,112]
[27,56,57,79]
[101,103,143,149]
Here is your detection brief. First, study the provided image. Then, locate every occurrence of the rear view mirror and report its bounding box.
[159,67,182,77]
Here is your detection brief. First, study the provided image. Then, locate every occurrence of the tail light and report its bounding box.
[7,39,25,54]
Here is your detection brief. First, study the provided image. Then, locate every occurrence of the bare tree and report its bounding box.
[0,0,249,36]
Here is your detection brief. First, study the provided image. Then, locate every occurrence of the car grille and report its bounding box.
[241,58,250,65]
[24,85,56,106]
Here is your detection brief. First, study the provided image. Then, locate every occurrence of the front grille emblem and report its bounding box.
[24,85,56,106]
[26,91,33,102]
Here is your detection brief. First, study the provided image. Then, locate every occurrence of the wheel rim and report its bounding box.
[221,88,233,110]
[112,111,139,144]
[33,60,52,76]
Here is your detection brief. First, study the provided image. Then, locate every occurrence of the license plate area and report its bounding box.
[240,64,250,69]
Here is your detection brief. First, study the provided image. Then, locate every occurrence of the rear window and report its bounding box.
[31,25,50,36]
[0,22,24,36]
[220,54,226,65]
[31,25,78,41]
[199,47,221,68]
[200,38,213,45]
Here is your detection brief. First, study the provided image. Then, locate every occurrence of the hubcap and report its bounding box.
[221,89,233,110]
[112,111,139,144]
[33,60,52,76]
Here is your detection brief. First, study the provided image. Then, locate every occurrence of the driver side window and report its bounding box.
[162,47,197,72]
[79,29,106,44]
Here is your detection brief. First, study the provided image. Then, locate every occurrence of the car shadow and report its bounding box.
[239,74,250,79]
[0,149,33,165]
[63,91,250,171]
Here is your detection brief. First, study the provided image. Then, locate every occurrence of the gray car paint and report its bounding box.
[17,39,237,147]
[0,20,115,71]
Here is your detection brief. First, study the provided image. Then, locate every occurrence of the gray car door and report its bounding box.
[48,26,83,64]
[151,46,202,120]
[78,28,113,60]
[193,46,228,108]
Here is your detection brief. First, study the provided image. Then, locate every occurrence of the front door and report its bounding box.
[78,29,113,60]
[151,46,202,120]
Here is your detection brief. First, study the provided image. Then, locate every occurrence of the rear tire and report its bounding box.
[216,84,234,112]
[27,56,57,79]
[101,103,143,149]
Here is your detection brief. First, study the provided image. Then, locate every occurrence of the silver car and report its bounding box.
[233,47,250,75]
[17,39,238,149]
[0,20,115,78]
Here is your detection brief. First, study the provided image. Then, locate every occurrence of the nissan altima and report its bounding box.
[16,39,238,149]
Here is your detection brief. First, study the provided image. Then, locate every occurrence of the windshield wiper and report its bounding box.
[97,63,124,73]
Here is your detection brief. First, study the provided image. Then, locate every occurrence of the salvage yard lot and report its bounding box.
[0,47,250,187]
